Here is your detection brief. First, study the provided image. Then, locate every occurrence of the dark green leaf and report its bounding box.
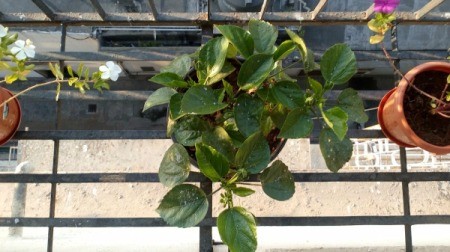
[249,19,278,54]
[319,128,353,172]
[238,54,274,90]
[234,94,264,138]
[157,184,208,227]
[169,93,185,120]
[202,127,235,162]
[173,116,211,146]
[159,143,190,187]
[235,131,270,174]
[205,61,235,85]
[303,48,318,73]
[320,43,357,85]
[149,72,188,88]
[308,77,322,97]
[270,81,306,109]
[216,25,254,58]
[217,207,257,252]
[181,86,228,115]
[232,187,255,197]
[161,54,191,77]
[322,107,348,141]
[270,104,289,128]
[260,110,275,137]
[279,109,313,138]
[199,37,229,82]
[260,160,295,201]
[337,88,368,124]
[143,87,177,112]
[195,142,229,182]
[286,29,307,60]
[256,86,277,104]
[273,40,295,61]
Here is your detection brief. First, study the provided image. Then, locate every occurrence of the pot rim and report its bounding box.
[0,87,22,146]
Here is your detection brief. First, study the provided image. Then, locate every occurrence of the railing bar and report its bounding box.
[3,216,450,227]
[311,0,328,20]
[415,0,445,20]
[89,0,108,20]
[47,140,59,252]
[147,0,159,20]
[364,4,374,19]
[258,0,270,20]
[400,147,413,252]
[31,0,57,21]
[1,172,450,183]
[200,181,213,252]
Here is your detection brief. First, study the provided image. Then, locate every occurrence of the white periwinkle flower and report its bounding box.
[99,61,122,81]
[0,25,8,38]
[10,39,36,60]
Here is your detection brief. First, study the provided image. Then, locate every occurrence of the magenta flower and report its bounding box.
[374,0,400,13]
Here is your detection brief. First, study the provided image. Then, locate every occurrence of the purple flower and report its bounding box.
[374,0,400,13]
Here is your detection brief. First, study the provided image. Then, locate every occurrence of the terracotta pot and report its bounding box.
[0,87,21,145]
[378,62,450,155]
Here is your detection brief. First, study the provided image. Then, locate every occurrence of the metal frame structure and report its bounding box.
[0,1,450,251]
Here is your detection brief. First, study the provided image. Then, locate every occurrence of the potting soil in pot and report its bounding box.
[403,70,450,146]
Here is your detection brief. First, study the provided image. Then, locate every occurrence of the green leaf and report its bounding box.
[319,128,353,172]
[286,29,307,59]
[279,109,313,138]
[303,48,317,73]
[238,54,274,90]
[308,77,323,97]
[0,61,10,70]
[256,86,277,104]
[173,116,211,146]
[149,72,188,88]
[49,63,63,80]
[271,105,288,129]
[157,184,208,227]
[181,86,228,115]
[369,34,385,44]
[205,61,235,85]
[320,43,357,85]
[5,74,18,84]
[161,54,191,77]
[195,143,229,182]
[260,109,275,137]
[142,87,177,112]
[67,65,74,77]
[159,143,190,187]
[270,81,305,109]
[216,25,254,58]
[260,160,295,201]
[232,187,255,197]
[273,40,295,61]
[322,107,348,141]
[337,88,368,124]
[249,19,278,54]
[199,37,229,82]
[234,94,264,138]
[217,207,257,252]
[202,127,235,162]
[169,93,185,120]
[235,131,270,174]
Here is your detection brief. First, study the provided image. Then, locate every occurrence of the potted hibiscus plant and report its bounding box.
[0,24,122,145]
[368,0,450,154]
[144,20,367,251]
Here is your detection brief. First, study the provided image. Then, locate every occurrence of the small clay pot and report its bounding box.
[378,62,450,155]
[0,87,21,145]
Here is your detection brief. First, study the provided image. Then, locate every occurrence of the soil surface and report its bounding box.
[404,70,450,146]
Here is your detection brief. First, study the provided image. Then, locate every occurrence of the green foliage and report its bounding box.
[150,19,367,252]
[260,160,295,201]
[367,13,396,44]
[156,184,208,227]
[159,143,190,187]
[217,207,257,252]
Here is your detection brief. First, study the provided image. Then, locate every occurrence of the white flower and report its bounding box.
[10,39,35,60]
[99,61,122,81]
[0,25,8,38]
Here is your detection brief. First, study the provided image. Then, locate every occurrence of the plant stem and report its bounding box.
[268,61,299,79]
[207,186,223,198]
[236,182,261,187]
[381,45,447,106]
[0,79,67,108]
[439,82,449,102]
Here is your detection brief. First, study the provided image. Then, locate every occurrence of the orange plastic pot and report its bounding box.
[0,87,21,145]
[378,62,450,155]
